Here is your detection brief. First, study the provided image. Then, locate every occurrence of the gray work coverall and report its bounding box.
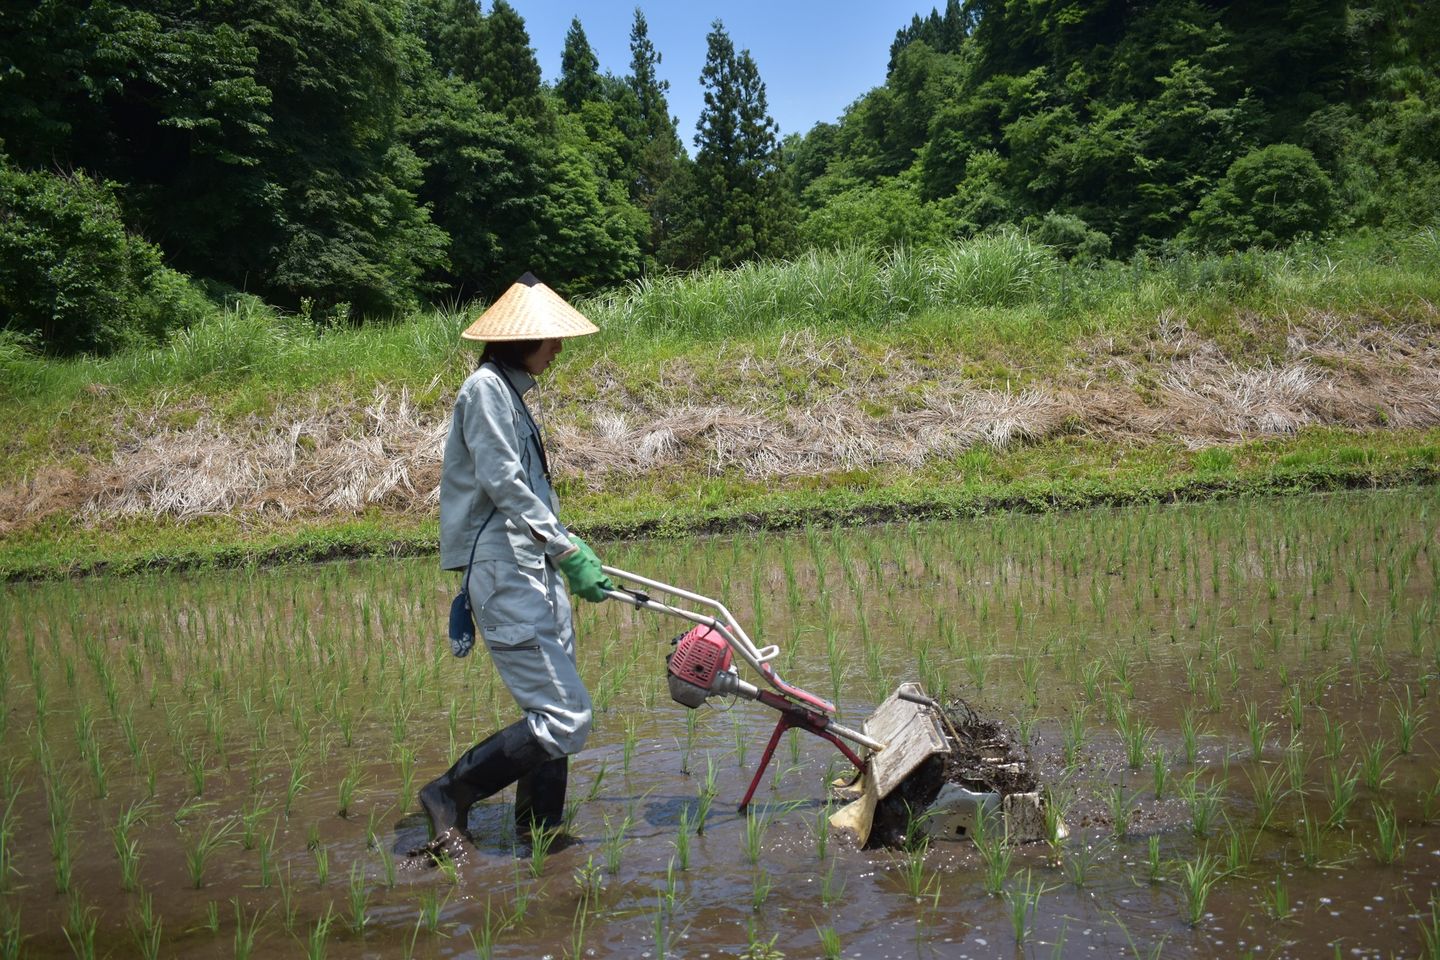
[439,363,592,759]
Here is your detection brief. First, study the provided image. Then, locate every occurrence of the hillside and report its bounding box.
[3,232,1438,579]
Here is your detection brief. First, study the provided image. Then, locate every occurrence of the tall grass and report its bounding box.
[7,227,1439,411]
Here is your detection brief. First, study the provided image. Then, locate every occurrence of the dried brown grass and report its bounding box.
[3,317,1434,528]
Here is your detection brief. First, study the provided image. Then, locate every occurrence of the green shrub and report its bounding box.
[0,159,208,354]
[1031,212,1112,263]
[801,170,951,251]
[1184,144,1337,251]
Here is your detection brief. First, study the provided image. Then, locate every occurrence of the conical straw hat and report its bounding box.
[461,272,599,342]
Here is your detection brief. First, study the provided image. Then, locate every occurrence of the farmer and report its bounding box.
[419,272,613,855]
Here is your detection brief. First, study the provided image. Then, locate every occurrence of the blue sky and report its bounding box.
[507,1,929,147]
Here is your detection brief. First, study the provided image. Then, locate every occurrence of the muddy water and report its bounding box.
[2,488,1438,958]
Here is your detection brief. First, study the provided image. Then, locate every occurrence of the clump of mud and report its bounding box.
[867,698,1037,849]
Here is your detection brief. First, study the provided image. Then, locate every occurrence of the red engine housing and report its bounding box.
[667,625,733,707]
[670,625,732,685]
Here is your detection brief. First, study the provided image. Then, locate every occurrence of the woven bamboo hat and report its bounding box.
[460,272,599,342]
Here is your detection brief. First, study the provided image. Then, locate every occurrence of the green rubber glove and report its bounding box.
[556,536,614,603]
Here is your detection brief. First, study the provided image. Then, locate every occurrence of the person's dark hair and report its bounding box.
[478,339,542,370]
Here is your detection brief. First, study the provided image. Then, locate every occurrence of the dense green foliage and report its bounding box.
[1,0,1436,357]
[793,0,1440,257]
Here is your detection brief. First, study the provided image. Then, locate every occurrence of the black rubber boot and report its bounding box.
[514,756,568,840]
[417,719,550,842]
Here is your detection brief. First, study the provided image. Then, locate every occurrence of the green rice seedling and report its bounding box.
[1372,803,1404,865]
[1422,774,1440,823]
[128,891,161,960]
[0,797,15,892]
[1175,851,1221,926]
[1392,690,1423,754]
[1106,784,1134,838]
[232,899,266,960]
[963,644,988,691]
[1019,653,1041,704]
[49,792,73,894]
[1043,783,1074,859]
[750,867,774,910]
[239,799,271,851]
[583,758,608,803]
[1267,874,1290,920]
[1145,835,1163,884]
[602,813,632,875]
[1,904,21,960]
[508,861,535,925]
[1179,708,1202,765]
[1062,707,1087,770]
[731,716,754,771]
[1065,836,1100,888]
[337,757,361,818]
[467,899,503,960]
[256,820,278,888]
[672,807,692,870]
[901,838,938,900]
[1243,700,1274,760]
[395,745,417,808]
[1285,684,1305,732]
[574,854,603,905]
[203,898,223,933]
[62,895,98,960]
[1321,712,1347,760]
[1201,673,1225,713]
[1122,718,1154,770]
[306,821,322,851]
[1015,709,1037,751]
[812,802,831,861]
[114,829,141,892]
[1296,805,1330,867]
[1359,736,1395,792]
[416,888,444,935]
[815,924,842,960]
[1221,821,1250,873]
[1182,656,1201,694]
[695,755,718,833]
[1180,773,1223,838]
[344,862,369,933]
[1284,737,1309,796]
[1005,869,1050,947]
[1151,750,1170,800]
[529,822,563,878]
[743,808,769,865]
[313,843,330,885]
[1081,659,1103,701]
[622,716,639,776]
[276,865,299,932]
[1246,764,1288,831]
[567,897,591,958]
[1422,897,1440,960]
[305,902,335,960]
[184,817,236,889]
[284,752,310,817]
[1325,761,1360,828]
[820,857,845,906]
[660,857,679,911]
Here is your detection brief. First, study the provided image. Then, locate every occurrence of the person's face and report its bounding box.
[524,338,563,375]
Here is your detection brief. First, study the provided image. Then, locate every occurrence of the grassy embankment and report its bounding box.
[2,229,1438,580]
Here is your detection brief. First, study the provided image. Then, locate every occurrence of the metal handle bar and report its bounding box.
[600,565,837,716]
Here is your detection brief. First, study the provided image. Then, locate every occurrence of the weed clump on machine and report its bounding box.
[867,698,1039,849]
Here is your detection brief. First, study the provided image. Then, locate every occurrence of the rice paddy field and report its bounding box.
[2,487,1439,958]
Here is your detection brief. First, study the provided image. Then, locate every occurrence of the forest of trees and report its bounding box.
[2,0,1437,355]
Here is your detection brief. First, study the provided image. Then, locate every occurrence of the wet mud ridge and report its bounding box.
[869,698,1038,848]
